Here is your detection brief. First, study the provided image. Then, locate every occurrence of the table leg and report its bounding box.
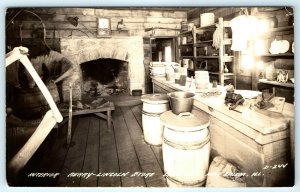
[107,110,112,130]
[67,113,72,146]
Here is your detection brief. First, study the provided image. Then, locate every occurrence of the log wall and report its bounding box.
[6,8,187,93]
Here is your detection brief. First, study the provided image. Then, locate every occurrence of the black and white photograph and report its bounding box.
[5,7,295,188]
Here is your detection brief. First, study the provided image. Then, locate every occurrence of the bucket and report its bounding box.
[160,110,210,187]
[168,91,194,115]
[141,94,170,145]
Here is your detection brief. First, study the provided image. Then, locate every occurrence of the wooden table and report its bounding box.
[151,76,294,187]
[58,100,115,146]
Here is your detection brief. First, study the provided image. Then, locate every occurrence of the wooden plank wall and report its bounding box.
[187,7,240,27]
[6,8,187,93]
[6,8,187,39]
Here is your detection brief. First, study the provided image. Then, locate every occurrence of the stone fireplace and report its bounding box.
[60,37,145,101]
[81,58,128,97]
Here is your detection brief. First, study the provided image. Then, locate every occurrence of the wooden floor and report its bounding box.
[10,104,167,187]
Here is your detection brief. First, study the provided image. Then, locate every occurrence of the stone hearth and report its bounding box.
[60,37,145,101]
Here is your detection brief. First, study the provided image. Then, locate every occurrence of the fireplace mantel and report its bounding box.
[60,37,145,100]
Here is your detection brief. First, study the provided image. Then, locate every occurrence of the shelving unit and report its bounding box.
[258,79,294,88]
[177,29,194,76]
[192,17,236,86]
[259,53,294,57]
[252,11,294,103]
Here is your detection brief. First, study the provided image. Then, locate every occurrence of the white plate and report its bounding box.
[279,40,290,54]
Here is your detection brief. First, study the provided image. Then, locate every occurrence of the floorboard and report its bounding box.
[57,116,90,186]
[98,118,121,187]
[121,107,166,187]
[113,107,146,187]
[130,104,165,174]
[80,115,100,187]
[130,104,143,128]
[7,104,166,187]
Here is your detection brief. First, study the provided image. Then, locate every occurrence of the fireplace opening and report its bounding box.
[80,58,128,97]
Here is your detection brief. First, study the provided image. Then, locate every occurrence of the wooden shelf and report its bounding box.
[208,72,235,76]
[194,39,231,46]
[257,26,294,38]
[224,73,235,76]
[179,30,193,35]
[269,26,294,33]
[194,40,213,45]
[209,72,220,75]
[180,43,194,46]
[180,56,194,59]
[196,56,219,59]
[258,79,294,88]
[259,53,294,57]
[196,24,216,30]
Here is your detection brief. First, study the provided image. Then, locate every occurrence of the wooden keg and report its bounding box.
[160,110,210,187]
[13,82,60,119]
[141,94,170,145]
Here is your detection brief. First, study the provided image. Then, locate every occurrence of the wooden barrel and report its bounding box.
[142,111,164,146]
[13,82,60,119]
[141,94,169,113]
[160,110,210,187]
[141,94,169,145]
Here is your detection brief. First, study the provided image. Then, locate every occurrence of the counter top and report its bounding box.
[152,77,294,142]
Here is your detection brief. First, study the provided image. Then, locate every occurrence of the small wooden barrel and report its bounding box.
[141,94,169,113]
[141,94,169,145]
[142,111,164,146]
[160,110,210,187]
[13,82,60,118]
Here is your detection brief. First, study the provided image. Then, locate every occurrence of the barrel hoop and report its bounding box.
[143,101,169,105]
[144,139,162,147]
[165,174,206,186]
[142,110,163,117]
[163,133,210,150]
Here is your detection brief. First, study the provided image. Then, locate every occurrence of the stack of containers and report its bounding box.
[194,70,210,90]
[174,67,187,86]
[160,91,211,187]
[150,62,166,77]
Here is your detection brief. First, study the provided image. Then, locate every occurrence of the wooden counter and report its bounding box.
[152,77,294,187]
